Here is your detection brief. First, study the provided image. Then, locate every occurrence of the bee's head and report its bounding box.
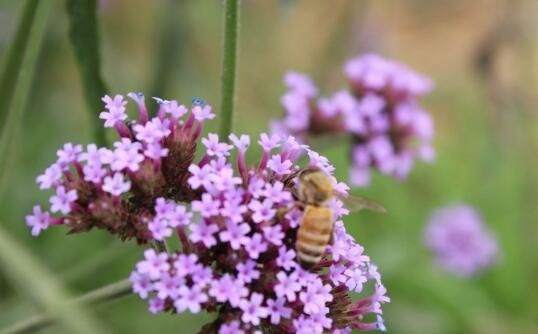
[298,168,334,206]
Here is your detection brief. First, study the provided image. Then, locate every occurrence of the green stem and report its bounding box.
[147,0,188,110]
[0,0,51,195]
[0,0,39,126]
[66,0,108,146]
[218,0,240,141]
[0,280,132,334]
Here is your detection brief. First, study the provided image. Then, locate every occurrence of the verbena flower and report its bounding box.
[27,93,389,333]
[26,93,212,242]
[128,134,389,332]
[271,54,435,187]
[424,204,499,277]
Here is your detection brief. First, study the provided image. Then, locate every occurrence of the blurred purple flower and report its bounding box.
[425,204,499,277]
[272,53,435,187]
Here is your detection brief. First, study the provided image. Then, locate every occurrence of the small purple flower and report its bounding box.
[173,254,200,278]
[144,142,169,159]
[239,292,268,326]
[154,274,183,300]
[261,181,292,204]
[284,71,318,97]
[219,221,250,250]
[102,173,131,196]
[266,297,292,324]
[174,284,208,314]
[248,199,276,223]
[136,249,170,280]
[189,221,219,248]
[99,94,127,127]
[188,164,213,190]
[258,132,281,151]
[191,194,220,218]
[83,164,106,184]
[275,271,301,302]
[148,217,172,241]
[229,134,250,152]
[162,100,187,119]
[111,146,144,172]
[78,144,102,164]
[49,186,77,214]
[25,206,51,236]
[425,204,499,277]
[262,225,284,246]
[169,204,192,227]
[192,105,215,121]
[56,143,82,166]
[236,260,260,284]
[208,274,236,303]
[36,164,62,190]
[148,297,165,314]
[129,271,153,299]
[276,247,296,271]
[244,233,268,259]
[218,320,244,334]
[202,133,233,157]
[267,155,293,175]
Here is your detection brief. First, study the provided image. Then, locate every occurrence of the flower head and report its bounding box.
[127,130,389,333]
[28,92,388,333]
[425,204,499,277]
[272,54,435,186]
[27,94,215,241]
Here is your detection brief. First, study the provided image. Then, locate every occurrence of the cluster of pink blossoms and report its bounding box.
[424,204,499,277]
[27,93,389,333]
[26,92,213,241]
[271,53,435,187]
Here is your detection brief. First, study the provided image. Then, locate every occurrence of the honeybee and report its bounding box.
[295,169,386,267]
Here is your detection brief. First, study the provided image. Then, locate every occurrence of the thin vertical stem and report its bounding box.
[0,0,39,126]
[66,0,108,146]
[0,0,52,194]
[218,0,240,141]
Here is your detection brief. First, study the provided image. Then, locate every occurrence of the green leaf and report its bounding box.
[0,0,52,194]
[0,0,39,127]
[66,0,108,146]
[0,225,111,334]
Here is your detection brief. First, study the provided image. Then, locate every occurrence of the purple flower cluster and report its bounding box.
[129,132,389,332]
[271,54,435,186]
[424,204,499,277]
[27,92,389,333]
[26,93,214,241]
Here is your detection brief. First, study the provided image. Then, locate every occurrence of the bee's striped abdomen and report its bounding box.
[296,206,333,267]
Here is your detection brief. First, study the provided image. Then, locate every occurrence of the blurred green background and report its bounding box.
[0,0,537,333]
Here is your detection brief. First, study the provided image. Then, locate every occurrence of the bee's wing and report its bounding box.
[336,194,387,214]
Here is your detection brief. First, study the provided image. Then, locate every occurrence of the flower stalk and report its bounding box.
[66,0,109,146]
[0,0,51,194]
[218,0,240,141]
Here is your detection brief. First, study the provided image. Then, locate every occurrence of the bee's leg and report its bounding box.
[276,207,291,221]
[275,202,303,221]
[329,225,335,245]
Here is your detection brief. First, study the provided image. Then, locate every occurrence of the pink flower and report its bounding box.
[25,206,51,236]
[174,284,208,314]
[49,186,77,214]
[99,94,127,127]
[102,173,131,196]
[239,293,268,326]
